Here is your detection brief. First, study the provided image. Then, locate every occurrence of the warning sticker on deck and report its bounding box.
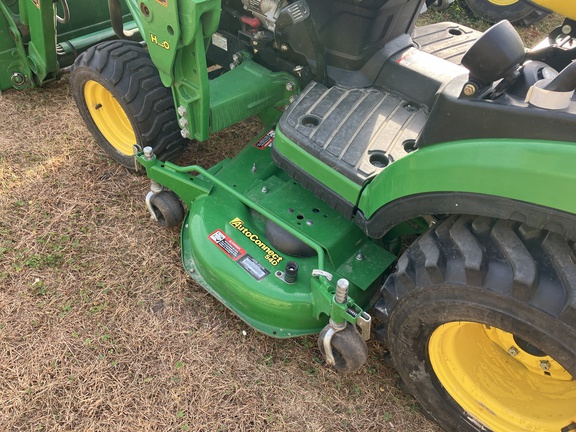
[253,129,275,150]
[209,229,245,261]
[237,254,270,281]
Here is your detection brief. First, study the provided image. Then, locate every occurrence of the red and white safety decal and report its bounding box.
[253,129,275,150]
[208,229,245,261]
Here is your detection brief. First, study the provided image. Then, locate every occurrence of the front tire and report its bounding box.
[70,40,188,170]
[382,215,576,431]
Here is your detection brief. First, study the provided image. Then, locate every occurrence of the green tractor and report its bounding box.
[2,0,576,430]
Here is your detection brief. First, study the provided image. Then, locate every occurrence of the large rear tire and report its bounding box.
[460,0,549,26]
[70,40,187,170]
[381,215,576,431]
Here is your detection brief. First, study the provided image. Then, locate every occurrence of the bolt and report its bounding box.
[335,279,349,304]
[280,44,289,52]
[289,95,296,104]
[562,24,572,35]
[540,360,551,371]
[463,83,477,97]
[293,65,304,77]
[177,106,187,117]
[355,253,364,261]
[306,219,313,226]
[286,82,295,92]
[181,129,191,139]
[178,117,188,128]
[232,52,243,64]
[143,146,154,160]
[261,186,268,193]
[507,346,519,357]
[255,31,266,39]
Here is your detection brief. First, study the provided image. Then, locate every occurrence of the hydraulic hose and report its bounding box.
[108,0,125,39]
[107,0,140,39]
[543,61,576,92]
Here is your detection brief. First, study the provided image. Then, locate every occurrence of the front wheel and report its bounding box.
[70,40,188,170]
[382,215,576,431]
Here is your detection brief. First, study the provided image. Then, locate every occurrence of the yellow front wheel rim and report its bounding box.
[429,322,576,431]
[84,80,137,156]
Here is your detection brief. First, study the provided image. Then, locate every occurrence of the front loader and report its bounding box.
[2,0,576,430]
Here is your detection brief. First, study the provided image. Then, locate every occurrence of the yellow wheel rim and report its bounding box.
[488,0,519,6]
[429,322,576,431]
[84,80,137,156]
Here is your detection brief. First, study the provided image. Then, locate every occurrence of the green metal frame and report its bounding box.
[122,0,298,141]
[0,0,136,92]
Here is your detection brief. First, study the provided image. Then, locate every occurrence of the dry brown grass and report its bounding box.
[0,79,442,431]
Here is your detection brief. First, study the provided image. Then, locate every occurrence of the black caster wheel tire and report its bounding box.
[318,322,368,373]
[70,40,187,170]
[381,215,576,431]
[150,190,185,228]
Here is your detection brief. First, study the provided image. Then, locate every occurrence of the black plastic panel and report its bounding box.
[279,82,428,185]
[412,21,482,65]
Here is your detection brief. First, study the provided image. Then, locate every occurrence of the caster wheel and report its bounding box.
[150,190,184,228]
[318,322,368,373]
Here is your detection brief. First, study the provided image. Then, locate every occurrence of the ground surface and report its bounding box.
[0,8,561,432]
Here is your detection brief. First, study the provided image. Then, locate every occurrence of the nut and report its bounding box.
[540,360,551,371]
[507,346,519,357]
[463,83,477,97]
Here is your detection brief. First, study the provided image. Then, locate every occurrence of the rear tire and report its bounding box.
[381,215,576,431]
[70,40,187,170]
[460,0,549,26]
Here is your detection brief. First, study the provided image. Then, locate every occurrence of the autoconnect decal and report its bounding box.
[229,218,284,266]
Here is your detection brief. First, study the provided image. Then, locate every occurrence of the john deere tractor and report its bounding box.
[2,0,576,430]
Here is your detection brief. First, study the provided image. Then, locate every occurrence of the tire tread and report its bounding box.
[70,40,187,168]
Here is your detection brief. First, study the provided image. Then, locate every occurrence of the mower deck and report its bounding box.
[175,131,396,338]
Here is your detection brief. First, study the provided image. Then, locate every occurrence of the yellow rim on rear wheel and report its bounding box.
[488,0,519,6]
[84,80,137,156]
[429,322,576,431]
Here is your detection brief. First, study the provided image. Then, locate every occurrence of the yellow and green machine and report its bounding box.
[2,0,576,430]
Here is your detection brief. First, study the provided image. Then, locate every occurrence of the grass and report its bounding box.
[0,7,560,432]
